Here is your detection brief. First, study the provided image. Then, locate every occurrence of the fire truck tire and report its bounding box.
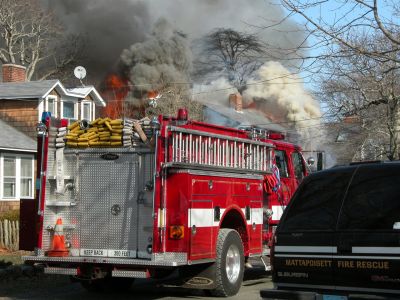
[211,228,244,297]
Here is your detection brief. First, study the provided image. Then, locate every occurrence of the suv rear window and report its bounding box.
[338,164,400,230]
[279,168,354,231]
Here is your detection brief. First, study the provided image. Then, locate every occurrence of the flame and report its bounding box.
[147,90,159,100]
[101,74,130,119]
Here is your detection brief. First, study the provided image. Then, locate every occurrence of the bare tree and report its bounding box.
[272,0,400,160]
[199,28,265,92]
[321,36,400,160]
[0,0,82,80]
[279,0,400,69]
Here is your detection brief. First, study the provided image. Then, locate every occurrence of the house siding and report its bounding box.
[0,201,19,212]
[0,100,38,139]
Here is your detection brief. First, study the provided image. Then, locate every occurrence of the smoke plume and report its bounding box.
[243,61,322,149]
[41,0,304,82]
[120,18,192,98]
[40,0,151,82]
[243,61,320,123]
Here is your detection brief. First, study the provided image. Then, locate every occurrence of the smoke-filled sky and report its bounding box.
[40,0,324,152]
[40,0,304,82]
[120,18,192,93]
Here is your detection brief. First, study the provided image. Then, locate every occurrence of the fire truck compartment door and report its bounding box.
[189,200,214,260]
[77,151,154,259]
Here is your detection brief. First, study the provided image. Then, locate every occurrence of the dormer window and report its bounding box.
[45,95,58,118]
[61,101,76,120]
[81,101,92,121]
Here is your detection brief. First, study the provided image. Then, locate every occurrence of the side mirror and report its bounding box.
[307,157,315,166]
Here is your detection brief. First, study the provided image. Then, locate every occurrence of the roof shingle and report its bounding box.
[0,80,59,100]
[0,118,36,151]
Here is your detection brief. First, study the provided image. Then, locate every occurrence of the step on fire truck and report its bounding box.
[23,108,308,296]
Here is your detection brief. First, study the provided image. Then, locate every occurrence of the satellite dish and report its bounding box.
[74,66,87,80]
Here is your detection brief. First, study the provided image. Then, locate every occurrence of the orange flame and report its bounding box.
[147,90,159,100]
[101,74,130,119]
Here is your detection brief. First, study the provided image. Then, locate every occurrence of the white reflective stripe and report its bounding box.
[275,254,333,258]
[188,208,262,227]
[188,208,218,227]
[275,253,400,260]
[251,208,263,225]
[352,247,400,254]
[157,208,166,228]
[54,224,63,232]
[271,205,285,221]
[55,147,64,194]
[241,208,263,225]
[275,246,337,253]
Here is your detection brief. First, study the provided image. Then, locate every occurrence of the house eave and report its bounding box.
[0,147,37,153]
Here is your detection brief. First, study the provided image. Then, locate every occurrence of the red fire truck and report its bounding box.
[23,109,308,296]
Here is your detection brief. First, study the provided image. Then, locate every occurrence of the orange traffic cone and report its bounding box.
[47,218,69,257]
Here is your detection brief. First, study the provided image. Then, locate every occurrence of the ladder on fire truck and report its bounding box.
[166,126,274,270]
[165,126,274,173]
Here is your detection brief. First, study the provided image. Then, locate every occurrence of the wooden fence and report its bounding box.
[0,220,19,251]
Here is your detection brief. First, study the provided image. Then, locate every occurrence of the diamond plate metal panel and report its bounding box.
[41,144,155,259]
[78,151,139,251]
[137,154,155,259]
[24,252,188,266]
[44,267,78,275]
[112,270,148,278]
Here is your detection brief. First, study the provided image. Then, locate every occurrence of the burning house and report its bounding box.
[40,1,325,160]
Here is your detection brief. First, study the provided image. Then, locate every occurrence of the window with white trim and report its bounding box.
[62,101,76,119]
[3,157,16,198]
[20,157,33,198]
[45,95,58,118]
[81,101,92,120]
[1,154,34,200]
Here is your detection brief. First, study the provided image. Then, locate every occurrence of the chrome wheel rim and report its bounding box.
[225,244,241,284]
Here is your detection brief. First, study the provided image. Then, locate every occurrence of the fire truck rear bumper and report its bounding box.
[23,252,188,267]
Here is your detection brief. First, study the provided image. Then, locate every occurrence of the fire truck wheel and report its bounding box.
[211,228,244,297]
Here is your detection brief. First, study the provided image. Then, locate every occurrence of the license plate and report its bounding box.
[323,295,347,300]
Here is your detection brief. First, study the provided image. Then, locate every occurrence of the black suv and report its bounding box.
[261,162,400,300]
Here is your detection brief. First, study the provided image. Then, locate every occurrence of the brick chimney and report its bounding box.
[2,64,26,83]
[343,115,360,124]
[229,93,243,112]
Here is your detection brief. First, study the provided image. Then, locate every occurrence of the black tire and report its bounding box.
[211,228,244,297]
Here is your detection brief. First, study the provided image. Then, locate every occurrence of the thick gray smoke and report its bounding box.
[40,0,151,82]
[41,0,304,82]
[39,0,328,159]
[120,18,192,97]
